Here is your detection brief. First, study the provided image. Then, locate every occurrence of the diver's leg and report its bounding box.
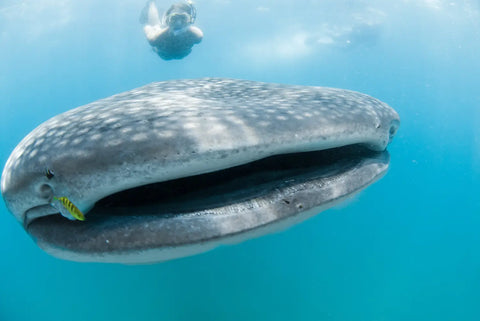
[144,24,167,42]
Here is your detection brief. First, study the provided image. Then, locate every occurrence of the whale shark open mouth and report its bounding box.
[26,143,389,261]
[93,144,383,216]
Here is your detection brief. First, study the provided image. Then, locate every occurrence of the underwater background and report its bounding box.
[1,0,479,320]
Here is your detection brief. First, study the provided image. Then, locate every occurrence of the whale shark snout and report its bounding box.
[1,78,399,264]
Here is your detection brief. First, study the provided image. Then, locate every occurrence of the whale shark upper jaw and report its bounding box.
[1,78,400,264]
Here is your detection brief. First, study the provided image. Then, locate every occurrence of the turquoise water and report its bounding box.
[1,1,479,320]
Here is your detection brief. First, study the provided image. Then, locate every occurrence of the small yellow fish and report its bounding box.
[52,196,85,221]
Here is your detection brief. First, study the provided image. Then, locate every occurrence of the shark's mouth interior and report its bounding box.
[90,144,385,217]
[26,144,389,256]
[30,144,387,223]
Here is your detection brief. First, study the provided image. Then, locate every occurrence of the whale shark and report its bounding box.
[1,78,400,264]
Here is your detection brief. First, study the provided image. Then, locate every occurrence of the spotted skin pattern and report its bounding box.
[2,78,398,204]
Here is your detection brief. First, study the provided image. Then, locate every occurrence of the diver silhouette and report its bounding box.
[142,1,203,60]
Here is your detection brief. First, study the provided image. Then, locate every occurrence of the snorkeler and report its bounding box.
[142,0,203,60]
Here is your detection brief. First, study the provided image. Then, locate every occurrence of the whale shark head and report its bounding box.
[1,78,399,264]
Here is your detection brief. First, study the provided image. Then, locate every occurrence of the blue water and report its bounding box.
[1,1,479,320]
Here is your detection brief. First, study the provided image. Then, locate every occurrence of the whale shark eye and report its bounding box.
[45,169,54,179]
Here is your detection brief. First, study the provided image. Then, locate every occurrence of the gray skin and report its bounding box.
[1,78,400,264]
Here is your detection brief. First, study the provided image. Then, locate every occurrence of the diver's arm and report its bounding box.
[189,26,203,43]
[144,25,168,43]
